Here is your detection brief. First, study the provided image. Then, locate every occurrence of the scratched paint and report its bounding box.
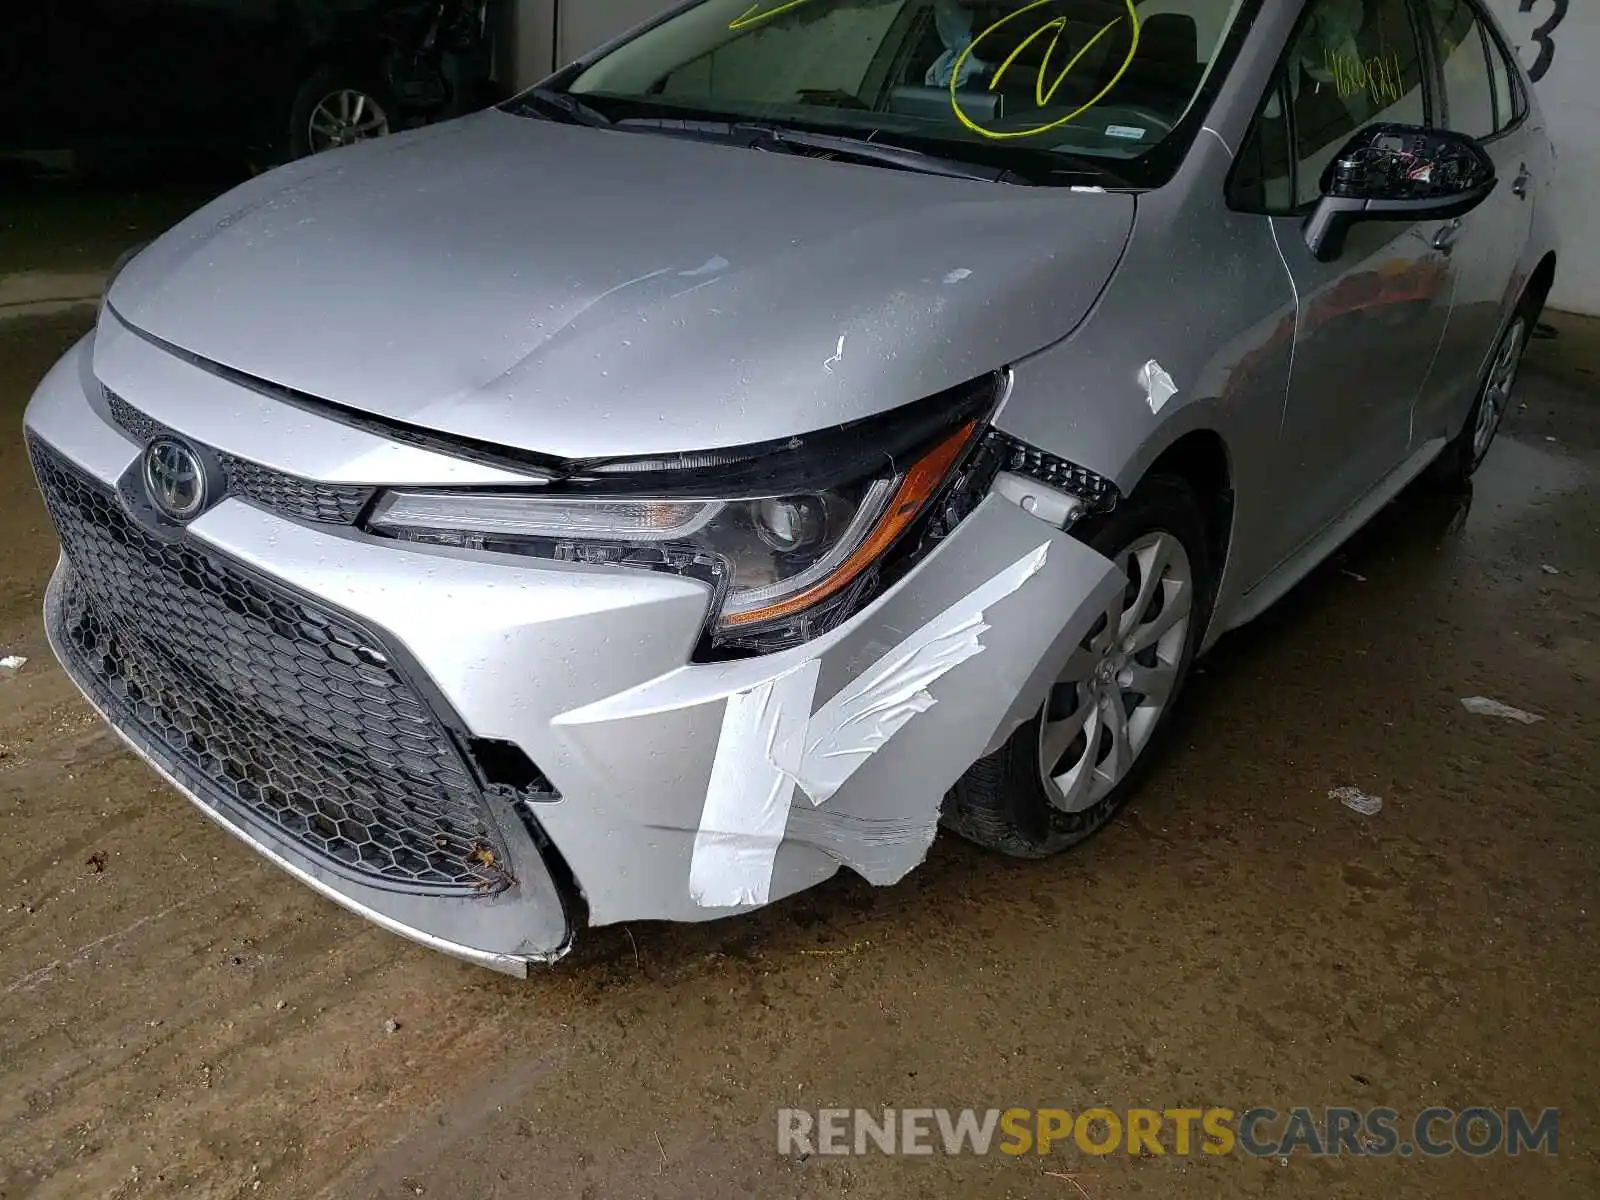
[823,335,846,373]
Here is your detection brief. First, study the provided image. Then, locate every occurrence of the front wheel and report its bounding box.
[943,474,1213,858]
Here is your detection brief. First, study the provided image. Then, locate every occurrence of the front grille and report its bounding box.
[104,388,375,525]
[31,436,513,896]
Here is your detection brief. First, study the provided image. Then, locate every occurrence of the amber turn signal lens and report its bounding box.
[721,419,978,628]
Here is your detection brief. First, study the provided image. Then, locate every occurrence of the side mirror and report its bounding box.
[1303,123,1497,261]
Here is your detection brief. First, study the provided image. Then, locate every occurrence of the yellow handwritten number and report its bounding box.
[951,0,1142,140]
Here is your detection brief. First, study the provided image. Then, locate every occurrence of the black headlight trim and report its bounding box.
[558,372,1005,499]
[984,431,1120,514]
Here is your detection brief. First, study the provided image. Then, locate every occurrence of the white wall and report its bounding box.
[561,1,678,71]
[1487,0,1596,314]
[504,0,555,90]
[504,1,672,89]
[506,2,1597,314]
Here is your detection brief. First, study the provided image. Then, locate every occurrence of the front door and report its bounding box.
[1259,0,1457,571]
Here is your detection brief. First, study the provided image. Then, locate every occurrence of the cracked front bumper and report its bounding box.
[24,320,1123,973]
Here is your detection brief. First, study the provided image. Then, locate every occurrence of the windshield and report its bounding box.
[543,0,1253,186]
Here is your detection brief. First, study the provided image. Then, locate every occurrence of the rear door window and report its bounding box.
[1482,19,1525,130]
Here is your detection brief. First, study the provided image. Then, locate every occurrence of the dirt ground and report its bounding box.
[1,190,1597,1199]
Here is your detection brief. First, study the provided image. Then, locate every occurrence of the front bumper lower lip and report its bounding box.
[42,561,556,978]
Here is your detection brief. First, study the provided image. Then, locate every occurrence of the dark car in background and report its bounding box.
[1,0,493,166]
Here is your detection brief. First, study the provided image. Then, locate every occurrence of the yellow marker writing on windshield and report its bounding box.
[729,0,818,31]
[951,0,1142,140]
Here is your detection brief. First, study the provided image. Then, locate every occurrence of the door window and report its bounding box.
[1422,0,1496,138]
[1228,82,1294,212]
[1483,20,1525,131]
[1284,0,1428,206]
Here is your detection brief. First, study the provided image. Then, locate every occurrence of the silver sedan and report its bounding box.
[25,0,1557,973]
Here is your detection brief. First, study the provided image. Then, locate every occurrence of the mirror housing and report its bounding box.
[1303,123,1497,261]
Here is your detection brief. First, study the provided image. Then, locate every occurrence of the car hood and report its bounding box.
[110,110,1134,460]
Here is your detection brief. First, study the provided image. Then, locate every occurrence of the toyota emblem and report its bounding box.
[143,437,208,521]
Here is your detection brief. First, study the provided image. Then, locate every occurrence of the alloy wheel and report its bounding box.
[1038,530,1193,813]
[307,89,391,153]
[1472,316,1527,464]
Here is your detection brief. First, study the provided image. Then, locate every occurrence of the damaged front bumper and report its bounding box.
[25,325,1124,974]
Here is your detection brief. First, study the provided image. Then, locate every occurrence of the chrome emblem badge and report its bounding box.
[143,437,207,521]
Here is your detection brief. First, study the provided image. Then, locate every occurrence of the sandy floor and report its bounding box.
[0,200,1596,1198]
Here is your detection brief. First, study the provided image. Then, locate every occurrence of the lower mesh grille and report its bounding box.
[31,435,513,896]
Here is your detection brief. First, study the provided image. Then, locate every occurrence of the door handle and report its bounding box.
[1432,219,1462,253]
[1512,164,1531,199]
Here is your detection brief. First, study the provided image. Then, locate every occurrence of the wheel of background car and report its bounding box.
[942,474,1213,859]
[289,66,397,160]
[1428,298,1534,486]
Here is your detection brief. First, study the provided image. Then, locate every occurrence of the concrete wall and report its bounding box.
[504,2,1596,314]
[504,0,670,89]
[1487,1,1595,314]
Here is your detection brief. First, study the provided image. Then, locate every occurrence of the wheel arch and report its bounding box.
[1131,428,1235,606]
[1524,251,1557,319]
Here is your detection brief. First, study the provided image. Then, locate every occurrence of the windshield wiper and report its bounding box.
[512,86,613,128]
[734,123,1015,184]
[736,123,1131,188]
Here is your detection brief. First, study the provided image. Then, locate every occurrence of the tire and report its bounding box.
[1427,298,1534,486]
[287,65,397,161]
[942,474,1213,859]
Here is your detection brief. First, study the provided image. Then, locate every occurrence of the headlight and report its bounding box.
[364,376,1000,655]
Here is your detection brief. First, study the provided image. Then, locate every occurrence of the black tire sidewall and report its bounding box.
[944,474,1214,858]
[1467,310,1530,474]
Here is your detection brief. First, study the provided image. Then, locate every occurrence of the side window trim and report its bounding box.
[1406,0,1442,128]
[1417,0,1523,141]
[1477,4,1530,133]
[1476,19,1503,133]
[1281,75,1303,211]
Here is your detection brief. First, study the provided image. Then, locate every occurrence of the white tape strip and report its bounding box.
[688,659,820,908]
[687,543,1051,907]
[1138,359,1179,414]
[794,543,1050,805]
